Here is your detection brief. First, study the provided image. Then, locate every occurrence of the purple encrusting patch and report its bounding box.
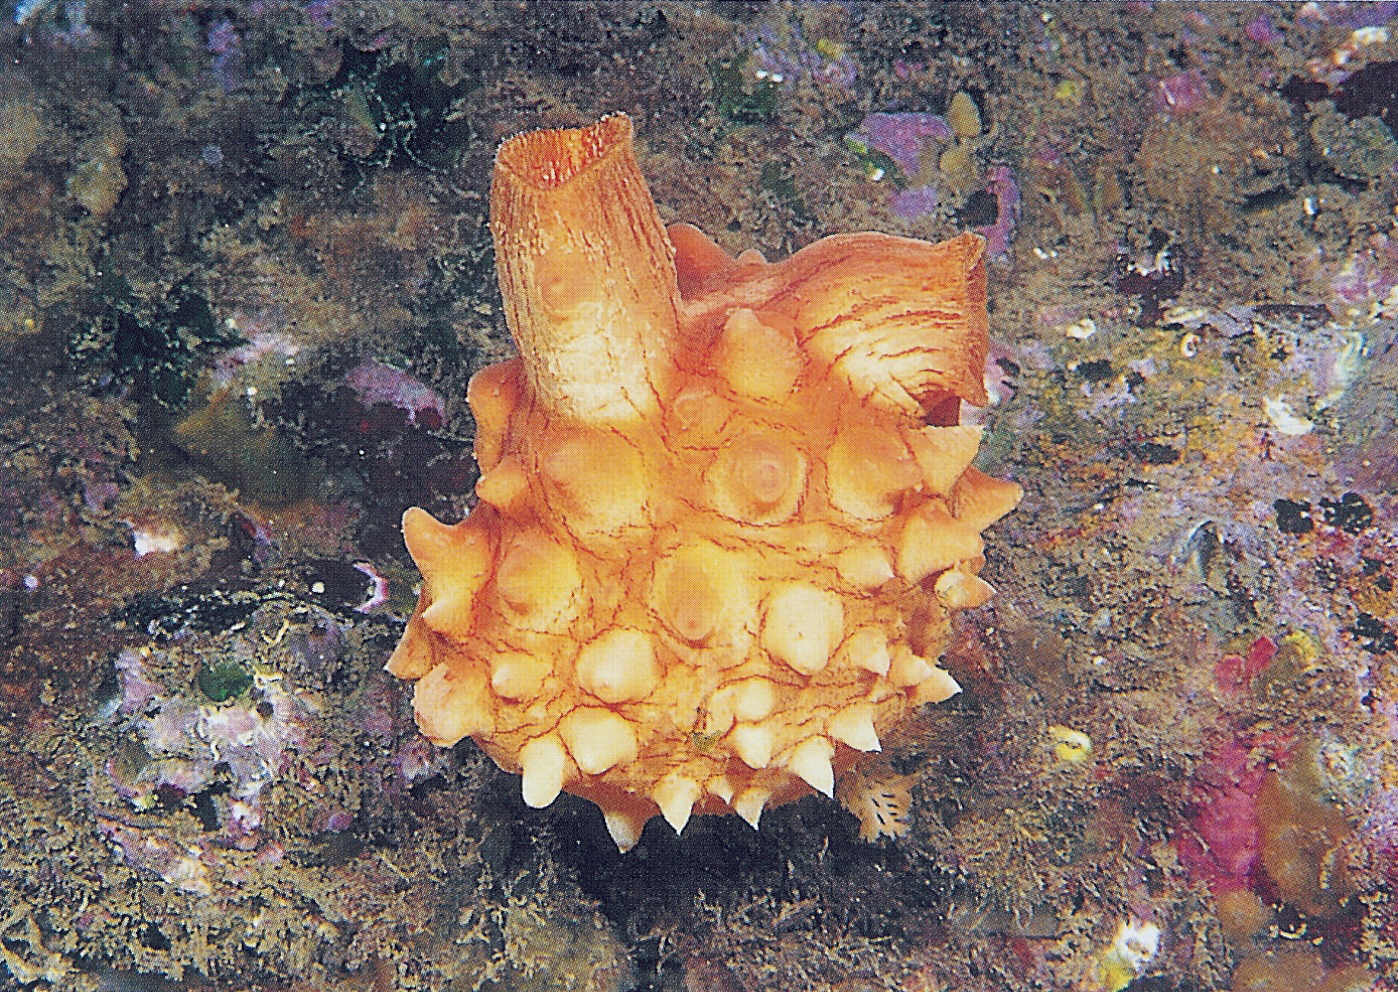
[977,165,1021,259]
[850,113,953,176]
[1153,69,1210,116]
[207,18,244,91]
[748,23,858,90]
[305,0,338,30]
[889,185,939,220]
[114,647,161,716]
[1301,1,1398,29]
[1245,14,1282,45]
[352,560,390,612]
[346,359,447,430]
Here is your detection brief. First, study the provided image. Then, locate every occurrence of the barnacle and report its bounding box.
[388,114,1020,849]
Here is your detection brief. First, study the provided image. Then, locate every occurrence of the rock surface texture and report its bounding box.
[388,114,1021,850]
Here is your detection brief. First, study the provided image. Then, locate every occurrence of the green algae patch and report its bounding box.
[196,659,252,702]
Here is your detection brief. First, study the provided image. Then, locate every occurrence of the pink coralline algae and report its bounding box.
[208,311,300,387]
[304,0,339,30]
[849,112,953,177]
[106,646,317,849]
[206,18,244,92]
[351,560,390,612]
[889,184,940,220]
[891,58,925,81]
[1245,14,1283,46]
[1299,1,1398,29]
[97,816,213,896]
[1329,234,1398,307]
[977,165,1021,259]
[345,358,446,430]
[1153,69,1210,116]
[318,808,355,833]
[113,647,161,716]
[1174,732,1293,894]
[1213,635,1277,695]
[749,23,858,90]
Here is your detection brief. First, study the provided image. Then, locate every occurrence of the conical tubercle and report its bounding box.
[491,113,681,424]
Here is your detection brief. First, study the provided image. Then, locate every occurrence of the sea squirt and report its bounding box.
[387,114,1021,850]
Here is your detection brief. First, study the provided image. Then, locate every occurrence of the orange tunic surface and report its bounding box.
[387,114,1021,850]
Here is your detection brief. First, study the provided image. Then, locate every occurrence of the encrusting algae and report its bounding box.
[387,114,1021,850]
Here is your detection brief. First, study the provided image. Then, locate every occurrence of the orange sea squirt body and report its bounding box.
[387,114,1021,850]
